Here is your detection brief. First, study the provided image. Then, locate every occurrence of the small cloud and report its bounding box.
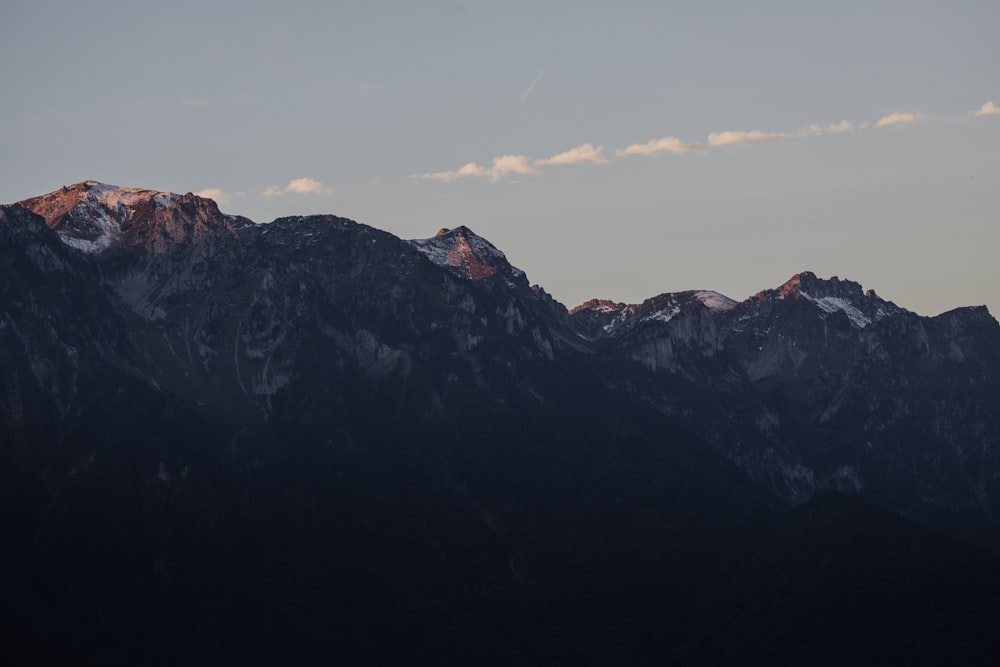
[261,178,333,198]
[195,187,232,204]
[536,143,607,166]
[417,162,486,183]
[616,136,702,158]
[972,101,1000,117]
[417,154,538,182]
[796,120,853,137]
[708,130,786,147]
[285,177,333,195]
[456,162,489,179]
[875,112,920,128]
[489,155,538,180]
[825,120,854,133]
[234,191,247,199]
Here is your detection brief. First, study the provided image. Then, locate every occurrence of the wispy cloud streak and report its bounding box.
[875,112,920,127]
[261,178,333,198]
[616,136,702,157]
[520,64,549,102]
[536,143,607,166]
[799,120,854,136]
[708,130,787,147]
[419,155,537,182]
[415,102,994,184]
[418,143,606,182]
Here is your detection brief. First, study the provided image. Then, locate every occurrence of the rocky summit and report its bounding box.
[3,182,1000,665]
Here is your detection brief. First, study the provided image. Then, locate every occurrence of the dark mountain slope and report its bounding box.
[3,182,1000,665]
[578,271,1000,549]
[687,491,1000,666]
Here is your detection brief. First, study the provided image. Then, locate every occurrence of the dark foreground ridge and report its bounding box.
[2,182,999,665]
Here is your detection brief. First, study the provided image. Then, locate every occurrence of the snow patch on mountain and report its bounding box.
[410,226,525,283]
[799,291,873,328]
[17,181,181,255]
[585,300,626,314]
[760,272,906,329]
[86,181,176,210]
[693,291,737,312]
[58,210,120,253]
[645,304,682,324]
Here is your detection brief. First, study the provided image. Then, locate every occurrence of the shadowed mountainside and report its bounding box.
[2,182,999,665]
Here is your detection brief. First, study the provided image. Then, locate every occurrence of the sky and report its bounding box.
[2,1,998,316]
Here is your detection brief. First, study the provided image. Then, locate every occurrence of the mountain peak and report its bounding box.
[570,290,737,339]
[410,225,527,285]
[570,298,627,315]
[17,181,230,254]
[760,271,904,328]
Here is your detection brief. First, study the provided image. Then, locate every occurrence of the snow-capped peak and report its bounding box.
[83,180,180,212]
[570,290,737,338]
[16,181,228,255]
[409,225,527,285]
[692,291,738,312]
[797,291,873,328]
[17,181,180,253]
[764,271,904,328]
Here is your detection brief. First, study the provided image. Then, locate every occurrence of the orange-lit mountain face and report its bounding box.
[410,225,525,284]
[17,180,239,254]
[3,182,1000,665]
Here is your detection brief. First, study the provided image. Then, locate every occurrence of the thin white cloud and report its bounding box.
[261,178,333,198]
[972,101,1000,117]
[455,162,490,180]
[489,155,538,180]
[708,130,786,147]
[418,155,536,183]
[418,144,607,182]
[709,119,855,146]
[825,119,854,133]
[285,177,333,195]
[796,120,854,137]
[195,187,232,204]
[536,143,607,166]
[417,105,940,184]
[875,112,920,127]
[520,64,549,102]
[419,162,485,183]
[615,136,702,158]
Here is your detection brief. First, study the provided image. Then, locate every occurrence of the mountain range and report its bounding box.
[2,181,999,665]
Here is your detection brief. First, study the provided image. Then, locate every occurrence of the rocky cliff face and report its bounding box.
[6,182,1000,543]
[3,182,1000,664]
[578,270,1000,543]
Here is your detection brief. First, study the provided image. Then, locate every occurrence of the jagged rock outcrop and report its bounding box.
[577,270,1000,543]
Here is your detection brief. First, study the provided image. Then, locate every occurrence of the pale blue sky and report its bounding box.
[2,1,998,315]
